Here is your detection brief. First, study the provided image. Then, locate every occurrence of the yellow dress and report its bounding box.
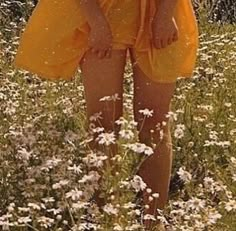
[13,0,199,83]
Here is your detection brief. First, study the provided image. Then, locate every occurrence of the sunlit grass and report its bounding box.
[0,1,235,230]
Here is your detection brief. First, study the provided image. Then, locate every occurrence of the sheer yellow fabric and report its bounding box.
[13,0,199,83]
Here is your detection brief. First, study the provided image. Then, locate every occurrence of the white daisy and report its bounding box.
[65,188,83,201]
[186,197,206,212]
[139,108,154,117]
[130,175,147,192]
[224,199,236,212]
[96,131,116,146]
[103,203,118,215]
[177,166,192,184]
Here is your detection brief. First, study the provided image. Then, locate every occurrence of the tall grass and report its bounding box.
[0,1,235,230]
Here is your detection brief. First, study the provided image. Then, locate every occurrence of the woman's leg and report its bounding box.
[129,48,176,230]
[79,48,127,207]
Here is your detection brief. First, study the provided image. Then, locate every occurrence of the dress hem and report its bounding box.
[13,61,194,84]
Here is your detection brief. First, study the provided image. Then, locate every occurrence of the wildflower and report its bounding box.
[186,197,206,212]
[47,208,62,215]
[96,131,116,146]
[143,145,154,156]
[159,129,164,140]
[170,208,185,216]
[18,207,30,213]
[45,156,62,169]
[64,130,79,143]
[203,176,215,193]
[124,142,154,156]
[214,181,227,192]
[188,141,194,147]
[78,171,101,183]
[17,147,32,161]
[232,174,236,182]
[37,216,55,228]
[62,220,68,225]
[148,196,153,201]
[230,156,236,166]
[111,93,121,101]
[177,167,192,184]
[72,201,90,210]
[130,175,147,192]
[7,203,15,212]
[41,197,55,203]
[124,142,145,153]
[216,141,231,148]
[197,104,213,112]
[206,209,222,225]
[91,126,105,134]
[89,111,103,121]
[174,124,185,139]
[99,93,121,102]
[143,214,156,221]
[82,152,107,168]
[165,110,178,121]
[209,130,218,140]
[52,179,70,190]
[152,193,159,198]
[56,215,62,221]
[139,108,154,117]
[203,140,216,147]
[193,115,207,122]
[224,199,236,212]
[52,183,62,190]
[224,102,232,107]
[103,203,118,215]
[65,188,83,201]
[115,116,128,126]
[58,180,69,186]
[206,122,215,128]
[28,203,41,211]
[128,120,138,129]
[230,129,236,136]
[119,180,130,188]
[119,129,134,140]
[17,216,32,224]
[67,164,83,174]
[113,223,123,231]
[123,202,136,209]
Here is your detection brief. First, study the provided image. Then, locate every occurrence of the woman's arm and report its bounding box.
[79,0,108,28]
[152,0,179,49]
[79,0,113,59]
[155,0,178,17]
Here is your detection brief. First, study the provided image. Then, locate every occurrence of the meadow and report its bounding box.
[0,1,235,230]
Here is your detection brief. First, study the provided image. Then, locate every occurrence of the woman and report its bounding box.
[13,0,199,229]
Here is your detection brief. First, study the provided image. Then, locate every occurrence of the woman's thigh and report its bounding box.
[79,48,128,132]
[129,48,176,133]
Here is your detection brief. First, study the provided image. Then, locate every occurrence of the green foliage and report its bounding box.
[0,1,235,230]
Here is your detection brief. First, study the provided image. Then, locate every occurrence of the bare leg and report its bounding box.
[79,48,127,207]
[129,48,176,230]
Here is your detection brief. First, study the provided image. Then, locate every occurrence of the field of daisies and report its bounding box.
[0,1,235,231]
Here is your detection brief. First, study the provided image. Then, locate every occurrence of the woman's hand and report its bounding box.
[88,19,113,59]
[151,10,179,49]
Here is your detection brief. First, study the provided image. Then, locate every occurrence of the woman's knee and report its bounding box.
[79,48,127,138]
